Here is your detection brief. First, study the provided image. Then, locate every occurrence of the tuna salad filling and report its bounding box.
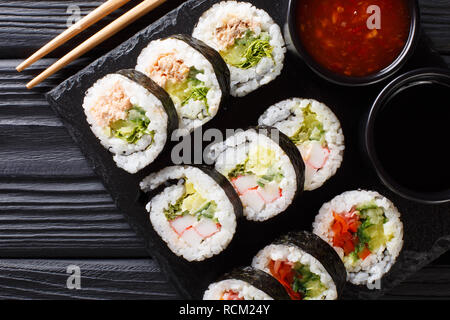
[147,54,211,121]
[92,81,155,145]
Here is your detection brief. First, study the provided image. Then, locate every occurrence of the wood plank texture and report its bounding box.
[0,258,448,300]
[0,259,178,299]
[0,1,187,60]
[0,1,190,257]
[0,0,449,299]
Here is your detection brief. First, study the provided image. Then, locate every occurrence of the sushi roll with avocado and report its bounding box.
[192,1,286,97]
[258,98,345,191]
[140,165,242,262]
[203,267,290,300]
[252,232,346,300]
[136,34,229,136]
[82,70,178,174]
[208,126,304,222]
[313,190,404,286]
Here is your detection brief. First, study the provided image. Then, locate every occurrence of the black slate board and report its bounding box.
[46,0,450,299]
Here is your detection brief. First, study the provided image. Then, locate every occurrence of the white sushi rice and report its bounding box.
[208,129,297,222]
[136,37,222,135]
[140,166,237,262]
[312,190,404,286]
[203,279,273,300]
[252,244,338,300]
[259,98,345,191]
[83,74,168,174]
[192,1,286,97]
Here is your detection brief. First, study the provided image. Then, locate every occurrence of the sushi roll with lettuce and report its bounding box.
[136,35,229,136]
[252,231,346,300]
[208,126,304,222]
[82,70,178,174]
[313,190,404,287]
[203,267,290,300]
[140,165,242,262]
[192,1,286,97]
[259,98,345,191]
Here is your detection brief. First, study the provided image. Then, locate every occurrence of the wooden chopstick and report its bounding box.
[26,0,167,89]
[17,0,131,72]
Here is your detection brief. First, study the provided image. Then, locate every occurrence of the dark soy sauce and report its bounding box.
[374,82,450,193]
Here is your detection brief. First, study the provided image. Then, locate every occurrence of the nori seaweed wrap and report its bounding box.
[136,34,230,136]
[208,126,305,221]
[203,266,291,300]
[82,69,178,174]
[252,231,347,300]
[140,165,242,262]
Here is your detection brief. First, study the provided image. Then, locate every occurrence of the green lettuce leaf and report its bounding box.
[110,106,155,144]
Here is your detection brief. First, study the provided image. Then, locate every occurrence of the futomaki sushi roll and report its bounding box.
[313,190,404,286]
[140,165,242,262]
[259,98,344,191]
[208,126,304,222]
[252,232,346,300]
[192,1,286,97]
[82,70,178,173]
[203,267,290,300]
[136,35,229,135]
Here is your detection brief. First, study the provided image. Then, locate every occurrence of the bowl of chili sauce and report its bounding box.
[285,0,420,86]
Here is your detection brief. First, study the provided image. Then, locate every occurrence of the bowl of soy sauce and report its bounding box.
[364,68,450,204]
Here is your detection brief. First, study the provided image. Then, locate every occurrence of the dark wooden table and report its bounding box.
[0,0,449,300]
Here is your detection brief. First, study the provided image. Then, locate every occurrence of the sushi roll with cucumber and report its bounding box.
[259,98,345,191]
[252,232,346,300]
[208,126,304,222]
[136,34,229,135]
[192,1,286,97]
[313,190,404,286]
[203,266,290,300]
[82,70,178,174]
[140,165,242,262]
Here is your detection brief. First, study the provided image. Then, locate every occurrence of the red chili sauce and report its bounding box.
[297,0,411,77]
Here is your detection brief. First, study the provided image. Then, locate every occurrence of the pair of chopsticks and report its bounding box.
[17,0,166,89]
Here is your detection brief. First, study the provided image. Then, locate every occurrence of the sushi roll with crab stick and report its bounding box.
[192,1,286,97]
[252,231,346,300]
[136,34,230,136]
[82,69,178,174]
[259,98,345,191]
[208,126,305,222]
[313,190,404,287]
[203,266,290,300]
[140,165,242,262]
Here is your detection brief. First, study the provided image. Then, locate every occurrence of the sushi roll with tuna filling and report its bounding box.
[208,127,304,222]
[193,1,286,97]
[259,98,345,191]
[313,190,404,286]
[140,166,242,262]
[252,232,346,300]
[82,70,177,174]
[136,35,229,136]
[203,267,290,300]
